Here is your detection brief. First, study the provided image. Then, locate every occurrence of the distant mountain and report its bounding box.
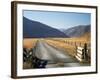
[59,28,67,32]
[23,17,68,38]
[61,25,90,37]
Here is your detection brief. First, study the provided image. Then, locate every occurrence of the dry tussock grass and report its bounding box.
[45,37,90,57]
[23,38,38,49]
[45,39,76,57]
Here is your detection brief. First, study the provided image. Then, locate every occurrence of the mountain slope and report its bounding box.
[79,32,91,41]
[62,25,90,37]
[23,17,68,38]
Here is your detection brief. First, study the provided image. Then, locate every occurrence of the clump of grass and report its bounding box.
[23,38,38,49]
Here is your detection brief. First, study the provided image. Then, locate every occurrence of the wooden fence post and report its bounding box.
[83,43,88,61]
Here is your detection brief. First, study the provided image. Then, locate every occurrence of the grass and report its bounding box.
[23,35,91,68]
[45,39,76,57]
[23,38,38,69]
[45,36,90,57]
[23,62,32,69]
[23,38,38,49]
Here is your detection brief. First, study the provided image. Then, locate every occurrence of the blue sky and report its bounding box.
[23,10,91,29]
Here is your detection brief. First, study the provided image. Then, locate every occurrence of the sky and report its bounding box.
[23,10,91,29]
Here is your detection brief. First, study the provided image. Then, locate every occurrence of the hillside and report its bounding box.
[62,25,90,37]
[79,32,91,41]
[23,17,68,38]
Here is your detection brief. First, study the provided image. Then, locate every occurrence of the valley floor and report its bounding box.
[23,38,90,69]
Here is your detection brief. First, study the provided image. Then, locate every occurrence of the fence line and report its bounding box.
[47,38,91,61]
[48,38,91,48]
